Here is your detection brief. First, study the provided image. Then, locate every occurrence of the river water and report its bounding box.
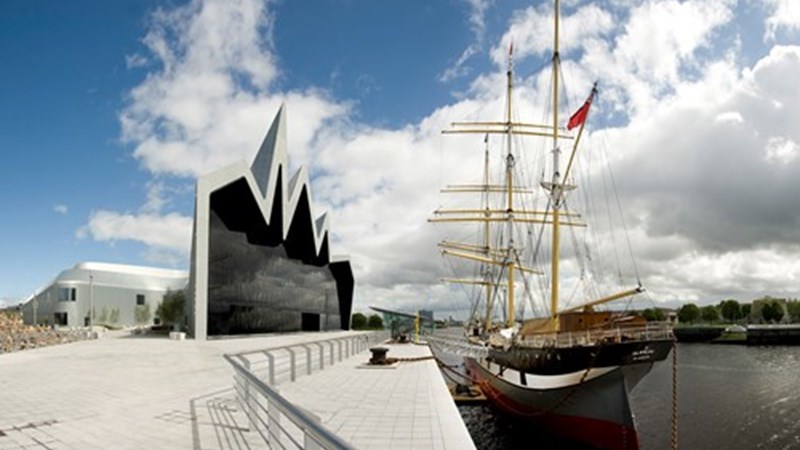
[447,343,800,449]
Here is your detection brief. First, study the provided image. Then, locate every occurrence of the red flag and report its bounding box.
[567,87,596,131]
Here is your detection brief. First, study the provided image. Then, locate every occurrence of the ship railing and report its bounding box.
[223,331,388,450]
[516,322,674,348]
[426,333,489,358]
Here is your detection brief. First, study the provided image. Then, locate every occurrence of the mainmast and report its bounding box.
[550,0,562,331]
[505,44,516,330]
[544,0,643,326]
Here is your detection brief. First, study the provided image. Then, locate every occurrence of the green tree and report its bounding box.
[701,305,719,323]
[157,289,185,330]
[762,300,785,323]
[367,314,383,329]
[786,301,800,323]
[720,299,742,323]
[642,308,665,321]
[351,313,367,330]
[741,303,751,320]
[677,303,700,324]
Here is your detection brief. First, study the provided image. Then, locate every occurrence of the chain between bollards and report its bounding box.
[671,338,679,450]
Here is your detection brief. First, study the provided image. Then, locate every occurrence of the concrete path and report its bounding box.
[277,343,476,450]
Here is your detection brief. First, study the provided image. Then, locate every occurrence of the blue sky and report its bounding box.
[2,0,800,315]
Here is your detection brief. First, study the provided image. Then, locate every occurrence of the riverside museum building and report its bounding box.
[188,106,354,340]
[22,106,354,340]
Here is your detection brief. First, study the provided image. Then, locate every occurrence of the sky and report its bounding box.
[2,0,800,317]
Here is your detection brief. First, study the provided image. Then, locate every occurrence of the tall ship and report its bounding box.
[429,1,674,449]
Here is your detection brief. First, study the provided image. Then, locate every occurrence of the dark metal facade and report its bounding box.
[206,177,353,335]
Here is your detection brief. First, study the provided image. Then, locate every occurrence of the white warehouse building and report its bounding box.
[21,262,188,328]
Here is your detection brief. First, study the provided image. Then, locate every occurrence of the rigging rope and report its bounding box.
[600,130,642,285]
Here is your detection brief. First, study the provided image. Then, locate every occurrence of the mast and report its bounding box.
[482,135,492,330]
[549,0,562,331]
[505,43,516,329]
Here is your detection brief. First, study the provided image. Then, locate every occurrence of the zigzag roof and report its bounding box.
[196,105,336,262]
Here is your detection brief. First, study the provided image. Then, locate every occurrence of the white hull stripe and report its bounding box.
[480,359,618,390]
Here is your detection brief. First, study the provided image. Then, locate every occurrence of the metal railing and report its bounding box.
[224,331,388,449]
[228,331,389,386]
[226,353,356,450]
[516,322,674,348]
[428,323,673,353]
[426,333,488,359]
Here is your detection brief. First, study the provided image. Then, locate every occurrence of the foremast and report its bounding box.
[549,0,562,332]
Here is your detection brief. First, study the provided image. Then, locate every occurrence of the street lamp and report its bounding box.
[89,273,94,332]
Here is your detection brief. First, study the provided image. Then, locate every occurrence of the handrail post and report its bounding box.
[243,359,255,430]
[267,397,281,448]
[305,344,312,375]
[288,348,297,382]
[265,351,276,385]
[317,342,324,370]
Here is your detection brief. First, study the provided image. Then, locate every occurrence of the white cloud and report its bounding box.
[491,3,615,65]
[79,210,192,254]
[763,0,800,41]
[53,204,68,215]
[764,136,799,164]
[714,111,744,124]
[439,0,492,83]
[119,0,348,178]
[125,53,148,69]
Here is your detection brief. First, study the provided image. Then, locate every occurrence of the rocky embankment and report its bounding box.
[0,311,88,354]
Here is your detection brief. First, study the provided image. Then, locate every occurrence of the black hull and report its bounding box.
[466,339,673,450]
[489,339,674,375]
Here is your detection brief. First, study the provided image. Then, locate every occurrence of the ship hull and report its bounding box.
[466,343,671,450]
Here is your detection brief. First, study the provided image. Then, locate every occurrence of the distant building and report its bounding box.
[21,262,187,328]
[370,306,435,340]
[188,106,354,340]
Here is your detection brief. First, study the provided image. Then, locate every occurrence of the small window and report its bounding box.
[136,294,146,306]
[54,312,68,326]
[58,287,77,302]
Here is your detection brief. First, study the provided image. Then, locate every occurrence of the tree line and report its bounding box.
[350,312,384,330]
[676,296,800,324]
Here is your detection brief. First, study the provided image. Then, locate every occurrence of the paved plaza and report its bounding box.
[0,331,474,449]
[0,330,355,449]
